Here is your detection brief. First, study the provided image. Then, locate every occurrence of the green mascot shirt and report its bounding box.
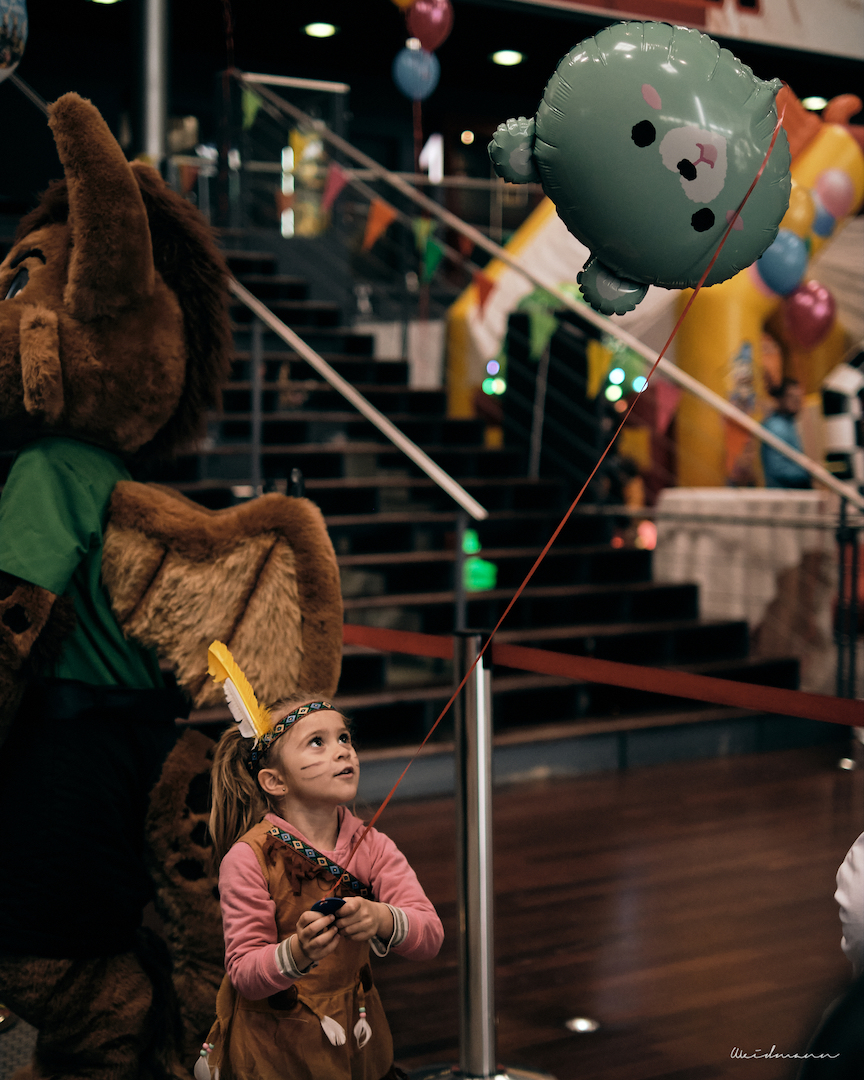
[0,437,163,688]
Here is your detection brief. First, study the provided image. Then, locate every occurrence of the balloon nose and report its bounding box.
[695,142,717,168]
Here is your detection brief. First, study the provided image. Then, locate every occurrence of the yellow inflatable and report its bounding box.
[675,90,864,486]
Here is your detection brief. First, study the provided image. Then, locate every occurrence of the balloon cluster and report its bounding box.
[754,166,856,349]
[390,0,453,101]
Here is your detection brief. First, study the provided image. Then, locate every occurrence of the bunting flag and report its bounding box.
[362,198,398,251]
[457,233,474,259]
[321,163,349,213]
[412,216,435,256]
[241,88,261,131]
[275,190,294,216]
[422,237,445,281]
[652,377,683,435]
[473,270,495,315]
[586,339,613,400]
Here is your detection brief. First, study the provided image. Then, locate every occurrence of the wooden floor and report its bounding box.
[369,744,863,1080]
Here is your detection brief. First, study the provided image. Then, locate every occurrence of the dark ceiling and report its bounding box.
[1,0,861,212]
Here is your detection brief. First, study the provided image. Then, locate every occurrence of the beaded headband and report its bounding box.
[247,700,334,774]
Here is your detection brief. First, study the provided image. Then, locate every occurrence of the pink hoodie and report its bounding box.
[219,808,444,1000]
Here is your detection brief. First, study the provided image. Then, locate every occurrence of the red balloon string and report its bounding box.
[333,103,789,890]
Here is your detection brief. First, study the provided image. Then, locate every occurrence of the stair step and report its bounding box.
[224,250,278,275]
[232,299,342,328]
[231,324,375,355]
[234,273,309,301]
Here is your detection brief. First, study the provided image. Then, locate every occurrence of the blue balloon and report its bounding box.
[755,229,808,296]
[392,47,440,101]
[811,193,835,238]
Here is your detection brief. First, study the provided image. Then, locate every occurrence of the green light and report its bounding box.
[605,384,623,402]
[464,556,498,592]
[462,528,482,555]
[482,377,496,395]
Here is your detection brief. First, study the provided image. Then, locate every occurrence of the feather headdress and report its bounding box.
[207,641,271,744]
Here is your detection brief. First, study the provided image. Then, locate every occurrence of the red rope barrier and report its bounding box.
[342,623,861,728]
[335,107,793,881]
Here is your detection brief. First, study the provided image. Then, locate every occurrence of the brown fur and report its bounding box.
[0,93,232,457]
[145,730,224,1063]
[19,304,63,423]
[102,483,343,707]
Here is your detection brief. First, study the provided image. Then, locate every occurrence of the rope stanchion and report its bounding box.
[342,623,861,728]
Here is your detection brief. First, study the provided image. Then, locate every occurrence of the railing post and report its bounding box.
[251,319,263,496]
[453,632,497,1079]
[528,343,551,481]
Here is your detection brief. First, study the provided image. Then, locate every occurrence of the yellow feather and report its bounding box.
[207,641,271,740]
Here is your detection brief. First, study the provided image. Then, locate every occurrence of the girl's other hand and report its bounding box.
[335,897,393,943]
[293,909,340,965]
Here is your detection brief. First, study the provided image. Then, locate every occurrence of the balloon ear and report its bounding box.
[489,117,541,184]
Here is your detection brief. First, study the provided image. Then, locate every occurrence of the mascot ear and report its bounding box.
[489,116,541,184]
[48,93,156,321]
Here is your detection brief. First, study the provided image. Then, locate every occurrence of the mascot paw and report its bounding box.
[489,116,541,184]
[577,258,649,315]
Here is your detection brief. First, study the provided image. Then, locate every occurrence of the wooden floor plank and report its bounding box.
[367,745,863,1080]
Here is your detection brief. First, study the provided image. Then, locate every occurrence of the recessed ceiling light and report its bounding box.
[461,130,475,145]
[304,22,337,38]
[88,0,125,5]
[491,50,523,66]
[802,96,828,111]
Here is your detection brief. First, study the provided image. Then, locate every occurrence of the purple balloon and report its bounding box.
[406,0,454,52]
[783,280,836,350]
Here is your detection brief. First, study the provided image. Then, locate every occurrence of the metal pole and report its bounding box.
[250,319,263,496]
[836,498,850,699]
[454,633,497,1079]
[528,344,551,481]
[143,0,168,168]
[455,512,468,633]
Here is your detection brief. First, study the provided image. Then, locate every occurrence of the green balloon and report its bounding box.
[489,21,791,315]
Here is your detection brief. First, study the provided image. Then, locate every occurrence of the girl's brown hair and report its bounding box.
[208,696,352,864]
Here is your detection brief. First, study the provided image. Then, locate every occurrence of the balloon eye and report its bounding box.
[631,121,656,148]
[4,267,29,299]
[691,209,715,232]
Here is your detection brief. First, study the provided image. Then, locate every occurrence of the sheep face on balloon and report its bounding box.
[489,21,792,315]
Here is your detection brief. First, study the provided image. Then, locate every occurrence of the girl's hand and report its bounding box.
[293,909,340,967]
[334,897,393,943]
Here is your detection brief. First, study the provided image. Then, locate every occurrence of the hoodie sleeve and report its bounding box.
[362,828,444,961]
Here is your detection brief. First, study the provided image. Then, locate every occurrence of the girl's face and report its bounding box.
[269,709,359,806]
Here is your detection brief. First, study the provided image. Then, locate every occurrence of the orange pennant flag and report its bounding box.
[473,270,495,315]
[362,198,398,251]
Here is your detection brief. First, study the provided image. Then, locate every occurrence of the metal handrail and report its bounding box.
[229,279,489,521]
[232,70,864,513]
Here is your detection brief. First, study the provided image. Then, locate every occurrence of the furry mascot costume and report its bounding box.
[0,94,343,1079]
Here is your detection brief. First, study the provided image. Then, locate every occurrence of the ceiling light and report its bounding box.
[491,50,523,66]
[802,96,828,111]
[461,130,475,145]
[304,23,337,38]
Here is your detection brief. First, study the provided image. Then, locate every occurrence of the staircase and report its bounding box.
[144,237,840,774]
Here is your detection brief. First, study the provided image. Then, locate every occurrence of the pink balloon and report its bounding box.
[815,169,855,219]
[406,0,454,52]
[783,280,836,350]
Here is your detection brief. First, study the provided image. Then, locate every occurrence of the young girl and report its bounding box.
[201,695,444,1080]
